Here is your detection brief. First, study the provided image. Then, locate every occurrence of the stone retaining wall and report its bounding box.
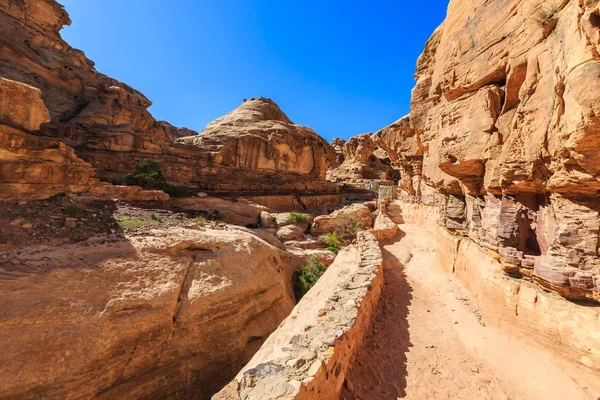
[213,208,398,399]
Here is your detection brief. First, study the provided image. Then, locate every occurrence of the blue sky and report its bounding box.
[59,1,448,142]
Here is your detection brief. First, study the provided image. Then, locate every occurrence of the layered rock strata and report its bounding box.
[435,222,600,370]
[0,77,97,201]
[385,0,600,302]
[0,1,338,196]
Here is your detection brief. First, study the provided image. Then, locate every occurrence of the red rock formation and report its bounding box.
[389,0,600,302]
[372,116,424,196]
[0,0,338,195]
[327,133,400,185]
[0,77,97,201]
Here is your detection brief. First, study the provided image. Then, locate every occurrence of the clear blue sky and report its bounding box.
[59,1,448,142]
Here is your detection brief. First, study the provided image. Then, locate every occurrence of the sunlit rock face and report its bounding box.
[400,0,600,302]
[0,226,297,399]
[0,0,338,195]
[0,77,97,201]
[327,133,400,185]
[176,97,338,191]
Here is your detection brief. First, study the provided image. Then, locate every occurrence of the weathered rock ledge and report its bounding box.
[213,217,397,399]
[437,224,600,370]
[395,200,600,371]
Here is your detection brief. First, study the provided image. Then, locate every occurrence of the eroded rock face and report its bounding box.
[177,98,335,180]
[402,0,600,301]
[0,77,97,201]
[373,116,424,196]
[0,227,296,399]
[0,1,338,195]
[327,133,400,185]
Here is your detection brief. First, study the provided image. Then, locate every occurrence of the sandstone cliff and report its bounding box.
[0,77,97,201]
[327,133,400,186]
[391,0,600,302]
[177,97,337,191]
[0,0,338,197]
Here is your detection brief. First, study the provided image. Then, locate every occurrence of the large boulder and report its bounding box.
[276,224,307,241]
[311,203,373,237]
[0,227,296,399]
[260,211,278,229]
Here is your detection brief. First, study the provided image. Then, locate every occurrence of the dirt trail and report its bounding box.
[341,224,600,400]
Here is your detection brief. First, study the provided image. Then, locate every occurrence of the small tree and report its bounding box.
[294,255,327,300]
[324,232,341,252]
[123,158,166,189]
[123,159,190,197]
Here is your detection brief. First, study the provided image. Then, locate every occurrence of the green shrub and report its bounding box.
[194,216,207,227]
[324,232,341,252]
[123,159,190,198]
[149,211,164,223]
[123,158,166,189]
[62,205,82,216]
[287,212,308,224]
[294,255,326,300]
[163,184,189,198]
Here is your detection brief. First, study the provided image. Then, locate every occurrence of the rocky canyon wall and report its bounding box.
[327,133,400,186]
[0,0,339,198]
[389,0,600,303]
[0,76,98,201]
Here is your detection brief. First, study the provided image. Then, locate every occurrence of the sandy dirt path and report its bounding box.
[340,224,600,400]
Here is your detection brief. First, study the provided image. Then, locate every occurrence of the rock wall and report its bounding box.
[327,133,400,186]
[0,77,97,201]
[0,1,338,196]
[388,0,600,302]
[0,227,296,399]
[435,223,600,370]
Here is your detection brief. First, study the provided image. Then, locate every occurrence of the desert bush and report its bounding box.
[123,158,166,189]
[149,211,164,223]
[62,205,82,216]
[123,159,191,197]
[287,212,308,224]
[324,232,341,252]
[194,216,207,227]
[294,255,327,300]
[163,184,189,198]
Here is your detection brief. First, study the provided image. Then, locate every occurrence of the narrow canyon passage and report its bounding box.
[341,224,599,400]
